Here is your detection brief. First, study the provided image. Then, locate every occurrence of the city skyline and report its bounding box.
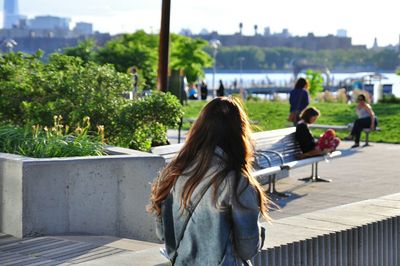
[1,0,399,47]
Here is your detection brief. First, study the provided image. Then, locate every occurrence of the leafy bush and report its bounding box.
[378,94,400,104]
[306,70,324,97]
[116,92,184,150]
[0,52,129,131]
[0,116,105,158]
[0,52,184,152]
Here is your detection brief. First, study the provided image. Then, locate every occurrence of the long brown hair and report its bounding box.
[148,97,269,218]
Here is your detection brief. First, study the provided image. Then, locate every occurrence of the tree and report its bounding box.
[170,34,212,83]
[372,49,400,70]
[306,70,324,97]
[64,39,97,63]
[216,46,265,70]
[64,31,213,89]
[96,30,159,89]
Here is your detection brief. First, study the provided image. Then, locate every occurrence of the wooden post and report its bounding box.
[157,0,171,92]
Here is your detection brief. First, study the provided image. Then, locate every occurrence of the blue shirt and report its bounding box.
[289,88,309,113]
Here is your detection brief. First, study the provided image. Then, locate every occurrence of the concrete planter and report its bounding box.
[0,147,164,242]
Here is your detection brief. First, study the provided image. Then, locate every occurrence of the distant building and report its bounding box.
[263,27,271,36]
[28,16,70,31]
[194,30,357,51]
[179,28,192,37]
[199,28,210,36]
[73,22,93,36]
[372,37,379,50]
[3,0,25,29]
[0,11,107,54]
[336,29,347,37]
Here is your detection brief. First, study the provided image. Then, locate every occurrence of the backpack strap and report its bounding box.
[170,179,214,264]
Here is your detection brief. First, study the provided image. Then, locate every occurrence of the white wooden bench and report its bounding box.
[309,124,381,146]
[151,127,343,197]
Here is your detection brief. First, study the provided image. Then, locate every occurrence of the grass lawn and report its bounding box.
[182,100,400,143]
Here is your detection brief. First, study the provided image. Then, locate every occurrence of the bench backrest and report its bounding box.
[253,127,302,168]
[152,127,303,167]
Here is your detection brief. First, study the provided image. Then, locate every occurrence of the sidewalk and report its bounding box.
[1,141,399,265]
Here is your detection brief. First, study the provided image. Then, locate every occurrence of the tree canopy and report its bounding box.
[64,31,213,89]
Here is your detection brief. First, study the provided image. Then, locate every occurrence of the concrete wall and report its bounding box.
[0,149,164,242]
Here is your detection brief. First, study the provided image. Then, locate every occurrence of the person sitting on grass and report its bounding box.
[295,107,340,159]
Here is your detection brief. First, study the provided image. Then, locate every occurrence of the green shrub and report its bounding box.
[306,70,324,97]
[378,94,400,104]
[0,52,184,151]
[0,116,105,158]
[116,92,184,150]
[0,52,129,132]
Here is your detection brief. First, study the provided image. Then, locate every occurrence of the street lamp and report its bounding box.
[210,39,221,97]
[238,57,245,85]
[238,57,245,99]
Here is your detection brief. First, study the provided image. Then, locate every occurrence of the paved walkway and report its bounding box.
[1,141,399,265]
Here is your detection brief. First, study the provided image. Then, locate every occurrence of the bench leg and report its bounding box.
[267,175,290,198]
[299,163,332,183]
[363,131,370,147]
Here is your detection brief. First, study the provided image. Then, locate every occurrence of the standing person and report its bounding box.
[344,94,378,148]
[200,80,208,100]
[217,79,225,97]
[288,77,310,125]
[149,97,268,265]
[295,107,340,159]
[131,67,139,99]
[188,84,198,100]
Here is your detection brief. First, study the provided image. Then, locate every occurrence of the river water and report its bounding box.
[204,72,400,97]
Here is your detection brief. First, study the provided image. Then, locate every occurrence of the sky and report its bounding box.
[3,0,399,47]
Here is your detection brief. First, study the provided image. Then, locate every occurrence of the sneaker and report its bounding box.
[351,143,360,148]
[344,135,354,141]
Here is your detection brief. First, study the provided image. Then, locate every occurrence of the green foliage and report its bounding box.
[209,46,398,71]
[0,52,130,135]
[0,52,184,152]
[116,92,184,150]
[371,49,400,70]
[170,34,212,83]
[215,46,266,70]
[182,101,400,144]
[64,39,97,63]
[378,94,400,104]
[64,31,213,89]
[96,31,158,89]
[0,116,105,158]
[306,70,324,97]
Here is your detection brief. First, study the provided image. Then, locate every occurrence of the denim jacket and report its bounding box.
[156,148,265,265]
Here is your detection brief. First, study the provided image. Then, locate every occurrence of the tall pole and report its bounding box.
[212,49,217,97]
[239,57,245,85]
[157,0,171,92]
[210,39,221,98]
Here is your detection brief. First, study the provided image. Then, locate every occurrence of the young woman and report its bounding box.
[149,97,268,265]
[295,107,340,159]
[288,77,310,125]
[344,94,377,148]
